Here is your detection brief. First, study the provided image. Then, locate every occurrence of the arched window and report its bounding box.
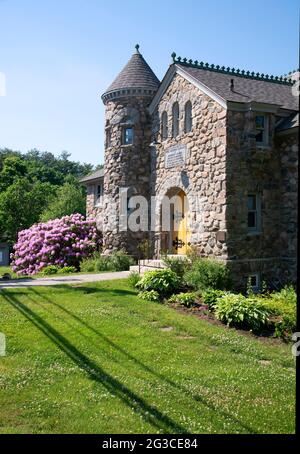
[184,101,192,133]
[172,102,179,138]
[161,111,168,140]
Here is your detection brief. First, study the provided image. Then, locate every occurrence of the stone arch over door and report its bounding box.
[154,172,197,256]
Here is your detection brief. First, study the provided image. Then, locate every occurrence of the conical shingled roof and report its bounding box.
[102,45,160,103]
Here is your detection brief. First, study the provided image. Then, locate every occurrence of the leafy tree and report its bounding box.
[0,178,53,243]
[0,156,27,191]
[40,176,86,222]
[0,148,99,244]
[0,148,95,184]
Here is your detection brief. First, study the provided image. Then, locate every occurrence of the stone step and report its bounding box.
[138,259,166,268]
[129,265,161,274]
[130,256,188,275]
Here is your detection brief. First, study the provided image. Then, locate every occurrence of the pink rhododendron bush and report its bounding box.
[11,213,102,275]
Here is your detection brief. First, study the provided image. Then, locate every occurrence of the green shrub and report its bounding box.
[215,293,269,332]
[137,239,152,259]
[136,269,180,297]
[258,286,296,339]
[80,257,97,273]
[163,256,190,281]
[128,271,141,288]
[80,250,135,273]
[108,250,135,271]
[93,259,107,272]
[202,289,226,310]
[57,266,77,274]
[169,292,197,307]
[80,252,104,273]
[40,265,59,276]
[138,290,160,302]
[186,245,200,263]
[184,258,231,292]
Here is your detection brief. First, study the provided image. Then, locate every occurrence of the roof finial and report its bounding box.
[135,44,140,54]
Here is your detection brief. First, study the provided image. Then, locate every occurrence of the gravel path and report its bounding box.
[0,271,130,289]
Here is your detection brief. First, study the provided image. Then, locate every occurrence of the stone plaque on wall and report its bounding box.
[165,144,187,169]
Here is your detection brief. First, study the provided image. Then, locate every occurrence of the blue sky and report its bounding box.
[0,0,298,166]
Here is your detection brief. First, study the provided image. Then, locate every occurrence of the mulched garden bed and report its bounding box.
[167,300,284,346]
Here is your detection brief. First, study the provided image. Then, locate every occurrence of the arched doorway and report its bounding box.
[171,189,190,254]
[160,188,190,255]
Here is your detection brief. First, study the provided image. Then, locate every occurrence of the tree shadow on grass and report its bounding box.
[74,286,138,297]
[48,284,138,297]
[25,287,256,434]
[1,289,189,434]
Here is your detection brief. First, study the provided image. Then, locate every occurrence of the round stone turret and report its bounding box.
[101,46,159,256]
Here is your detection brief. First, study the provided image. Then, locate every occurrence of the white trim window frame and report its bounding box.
[247,194,261,234]
[255,114,269,146]
[94,184,103,207]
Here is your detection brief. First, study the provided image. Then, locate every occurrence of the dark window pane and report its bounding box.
[185,101,192,133]
[161,111,168,140]
[248,211,256,228]
[255,130,264,142]
[255,115,264,129]
[247,195,256,210]
[250,275,257,286]
[124,127,133,145]
[172,102,179,137]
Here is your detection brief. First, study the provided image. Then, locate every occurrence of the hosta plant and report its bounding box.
[136,269,180,297]
[138,290,160,302]
[215,293,269,332]
[169,292,197,307]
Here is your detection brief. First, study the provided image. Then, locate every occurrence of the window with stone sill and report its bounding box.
[122,126,134,145]
[161,111,168,140]
[94,184,103,206]
[255,114,269,146]
[184,101,192,133]
[247,194,261,233]
[172,102,179,138]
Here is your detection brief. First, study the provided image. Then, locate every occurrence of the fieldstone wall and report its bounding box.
[277,132,298,284]
[225,110,297,288]
[102,95,153,256]
[151,73,228,258]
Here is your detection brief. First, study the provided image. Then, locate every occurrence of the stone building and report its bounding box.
[80,168,104,230]
[83,45,298,289]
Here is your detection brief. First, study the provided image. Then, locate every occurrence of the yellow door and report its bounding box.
[172,190,190,254]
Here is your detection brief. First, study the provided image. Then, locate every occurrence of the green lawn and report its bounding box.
[0,279,295,434]
[0,265,111,280]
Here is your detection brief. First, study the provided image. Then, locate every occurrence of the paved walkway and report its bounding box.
[0,271,130,289]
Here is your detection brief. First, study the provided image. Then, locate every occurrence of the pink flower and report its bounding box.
[11,213,102,275]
